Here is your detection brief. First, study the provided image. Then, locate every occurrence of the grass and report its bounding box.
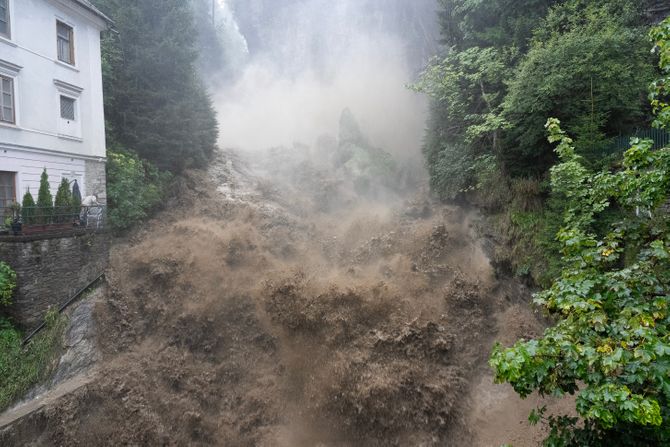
[0,310,67,411]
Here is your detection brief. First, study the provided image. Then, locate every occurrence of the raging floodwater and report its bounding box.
[0,2,574,444]
[0,137,569,445]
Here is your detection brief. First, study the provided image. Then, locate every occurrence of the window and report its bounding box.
[0,0,9,38]
[57,21,74,65]
[0,75,14,123]
[60,95,75,120]
[0,171,16,209]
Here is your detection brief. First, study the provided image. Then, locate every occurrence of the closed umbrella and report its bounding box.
[72,179,82,204]
[71,180,82,225]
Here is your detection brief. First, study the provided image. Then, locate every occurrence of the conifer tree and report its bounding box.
[36,169,53,224]
[54,178,72,223]
[21,190,35,225]
[93,0,219,172]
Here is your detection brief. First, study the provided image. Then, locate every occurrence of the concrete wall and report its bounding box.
[0,231,109,330]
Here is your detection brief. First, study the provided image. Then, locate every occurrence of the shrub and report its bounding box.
[490,117,670,445]
[0,262,16,307]
[0,310,67,411]
[36,169,53,224]
[54,178,73,223]
[21,190,35,225]
[106,148,170,232]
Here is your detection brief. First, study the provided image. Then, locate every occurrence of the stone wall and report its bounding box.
[85,159,107,204]
[0,231,109,330]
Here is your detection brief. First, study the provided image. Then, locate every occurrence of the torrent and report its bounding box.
[0,132,569,446]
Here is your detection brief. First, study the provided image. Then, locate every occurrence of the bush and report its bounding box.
[106,148,170,232]
[490,116,670,445]
[21,191,35,225]
[0,261,16,307]
[54,178,73,223]
[0,311,67,411]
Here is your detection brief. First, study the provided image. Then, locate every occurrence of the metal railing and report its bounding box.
[606,128,670,155]
[0,205,107,236]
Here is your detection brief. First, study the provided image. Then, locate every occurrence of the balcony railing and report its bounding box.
[0,205,107,237]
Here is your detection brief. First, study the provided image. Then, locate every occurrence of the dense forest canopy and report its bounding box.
[93,0,219,173]
[420,0,660,185]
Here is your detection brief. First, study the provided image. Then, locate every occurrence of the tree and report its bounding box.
[54,178,72,223]
[502,0,654,175]
[490,19,670,444]
[93,0,219,173]
[106,149,169,232]
[21,190,35,225]
[437,0,557,51]
[36,169,53,224]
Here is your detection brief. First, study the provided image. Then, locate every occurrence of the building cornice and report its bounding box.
[0,58,22,77]
[47,0,109,30]
[0,141,106,163]
[53,79,84,97]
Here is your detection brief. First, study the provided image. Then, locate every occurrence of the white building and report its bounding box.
[0,0,110,209]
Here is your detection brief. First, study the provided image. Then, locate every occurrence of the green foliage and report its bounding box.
[490,113,670,444]
[437,0,557,50]
[54,178,73,223]
[21,190,35,225]
[0,262,16,307]
[93,0,218,173]
[651,18,670,129]
[503,1,654,175]
[106,148,170,232]
[36,169,53,224]
[0,311,67,411]
[422,0,654,200]
[54,178,72,209]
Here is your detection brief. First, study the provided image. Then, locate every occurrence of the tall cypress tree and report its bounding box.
[94,0,219,172]
[54,178,73,223]
[36,169,54,224]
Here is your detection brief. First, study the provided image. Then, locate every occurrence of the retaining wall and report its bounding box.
[0,231,109,330]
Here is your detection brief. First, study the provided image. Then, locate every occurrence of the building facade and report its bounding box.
[0,0,109,209]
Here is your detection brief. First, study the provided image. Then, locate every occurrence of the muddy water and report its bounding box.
[1,149,565,446]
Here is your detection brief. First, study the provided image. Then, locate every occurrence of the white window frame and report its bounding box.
[0,58,21,126]
[56,19,76,66]
[53,79,83,140]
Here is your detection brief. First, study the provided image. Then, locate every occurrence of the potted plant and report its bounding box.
[9,202,22,235]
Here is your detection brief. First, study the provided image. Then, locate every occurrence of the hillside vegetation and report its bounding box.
[417,1,670,444]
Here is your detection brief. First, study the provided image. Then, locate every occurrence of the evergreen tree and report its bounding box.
[93,0,219,172]
[36,169,53,224]
[21,190,35,225]
[54,178,72,223]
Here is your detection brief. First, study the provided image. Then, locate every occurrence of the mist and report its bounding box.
[213,0,439,162]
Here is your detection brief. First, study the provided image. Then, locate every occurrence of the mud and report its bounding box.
[1,148,562,446]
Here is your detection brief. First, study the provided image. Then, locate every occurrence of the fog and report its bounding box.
[214,0,439,162]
